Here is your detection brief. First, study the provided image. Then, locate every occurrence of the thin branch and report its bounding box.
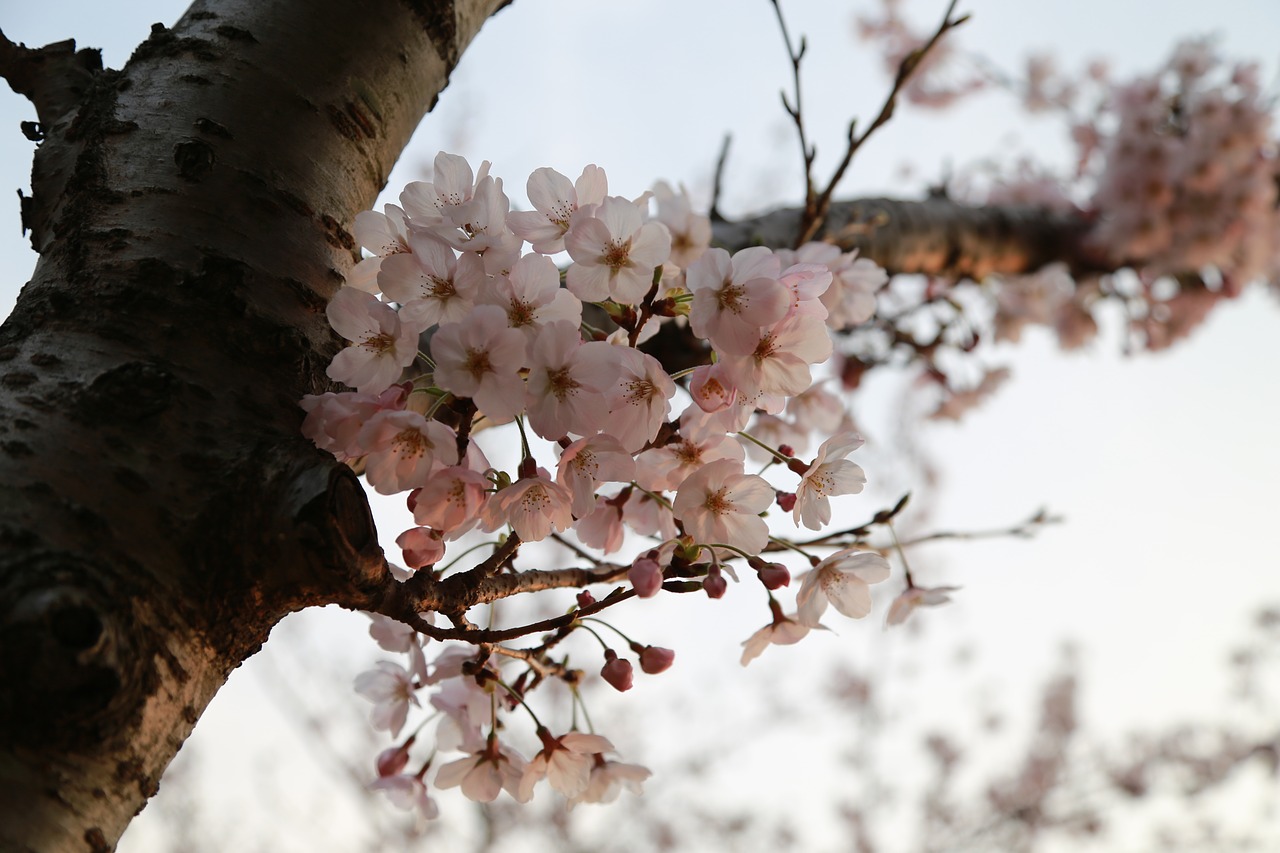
[406,585,637,644]
[709,133,733,223]
[798,0,970,245]
[769,0,817,230]
[896,509,1061,548]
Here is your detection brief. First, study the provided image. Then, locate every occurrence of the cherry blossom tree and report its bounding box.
[1,0,1277,850]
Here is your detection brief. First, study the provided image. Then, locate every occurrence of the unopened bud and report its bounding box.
[777,444,795,458]
[576,590,596,609]
[601,649,634,692]
[629,557,664,598]
[775,491,797,512]
[636,645,675,674]
[756,561,791,590]
[703,571,727,599]
[376,739,413,778]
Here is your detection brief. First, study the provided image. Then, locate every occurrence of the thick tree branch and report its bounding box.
[713,196,1105,278]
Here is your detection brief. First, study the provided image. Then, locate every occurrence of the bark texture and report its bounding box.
[0,0,509,849]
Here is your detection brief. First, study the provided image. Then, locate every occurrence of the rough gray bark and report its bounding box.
[0,0,509,849]
[0,1,1121,851]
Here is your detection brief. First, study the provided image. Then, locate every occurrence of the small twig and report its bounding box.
[896,509,1061,548]
[406,585,637,644]
[709,133,733,222]
[798,0,970,245]
[769,0,818,228]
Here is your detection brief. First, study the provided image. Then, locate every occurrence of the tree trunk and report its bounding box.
[0,0,508,849]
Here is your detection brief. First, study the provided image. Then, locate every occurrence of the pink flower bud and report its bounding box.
[576,590,597,609]
[775,491,797,512]
[396,526,444,569]
[777,444,795,458]
[637,645,675,674]
[629,557,664,598]
[703,570,727,599]
[601,650,634,692]
[376,740,413,778]
[756,561,791,590]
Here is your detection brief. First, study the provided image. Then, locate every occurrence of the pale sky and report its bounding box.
[4,1,1280,850]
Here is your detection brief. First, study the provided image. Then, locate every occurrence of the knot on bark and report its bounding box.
[0,558,132,745]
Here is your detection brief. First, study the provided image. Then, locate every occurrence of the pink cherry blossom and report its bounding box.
[689,362,739,414]
[378,230,483,328]
[635,406,743,492]
[556,435,636,518]
[300,384,408,461]
[518,730,616,801]
[686,246,789,355]
[354,661,419,736]
[719,313,832,399]
[673,458,773,555]
[434,735,529,803]
[601,347,676,453]
[396,526,445,569]
[565,195,672,304]
[357,410,459,495]
[508,164,608,253]
[571,754,652,805]
[477,253,582,345]
[740,610,812,666]
[430,305,527,424]
[369,774,439,820]
[651,180,711,269]
[886,584,960,626]
[326,287,427,395]
[481,472,574,542]
[399,151,488,228]
[621,490,678,540]
[796,549,892,627]
[412,466,488,534]
[524,326,620,441]
[576,496,626,554]
[793,432,868,530]
[350,203,411,293]
[367,613,428,683]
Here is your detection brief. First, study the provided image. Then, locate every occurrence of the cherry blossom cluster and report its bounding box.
[1086,39,1278,288]
[299,151,926,818]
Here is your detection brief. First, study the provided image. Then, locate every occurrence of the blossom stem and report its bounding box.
[886,520,915,589]
[767,535,817,562]
[737,430,794,464]
[494,678,543,729]
[570,686,597,735]
[580,616,636,647]
[573,621,612,652]
[628,482,674,511]
[415,350,437,370]
[436,540,502,574]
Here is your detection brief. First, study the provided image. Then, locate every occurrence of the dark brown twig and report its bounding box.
[798,0,969,245]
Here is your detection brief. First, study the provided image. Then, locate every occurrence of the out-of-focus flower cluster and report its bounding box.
[1086,39,1278,288]
[301,152,917,818]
